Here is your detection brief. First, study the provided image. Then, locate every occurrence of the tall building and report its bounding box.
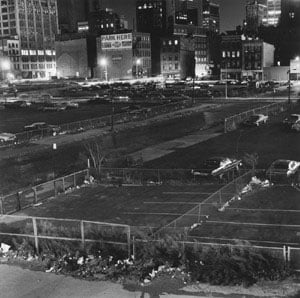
[160,36,195,79]
[136,0,168,75]
[276,0,300,65]
[57,0,89,34]
[0,0,58,79]
[266,0,281,26]
[245,0,267,34]
[202,0,220,34]
[88,8,128,35]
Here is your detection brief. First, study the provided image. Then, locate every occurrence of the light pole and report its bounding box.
[1,59,11,81]
[100,58,108,82]
[136,58,141,78]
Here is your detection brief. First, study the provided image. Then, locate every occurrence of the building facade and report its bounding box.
[88,8,128,35]
[245,0,267,34]
[266,0,281,26]
[276,0,300,66]
[57,0,88,34]
[242,39,274,80]
[96,32,151,80]
[55,35,89,79]
[202,0,220,34]
[220,33,243,80]
[0,0,58,79]
[160,36,195,79]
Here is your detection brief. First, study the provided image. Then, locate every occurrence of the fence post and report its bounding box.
[219,190,222,205]
[73,173,77,188]
[32,217,39,253]
[287,246,291,263]
[80,221,85,249]
[197,204,202,222]
[127,226,131,258]
[0,196,4,215]
[33,187,38,204]
[62,177,66,193]
[16,192,21,211]
[157,169,160,184]
[132,236,135,260]
[53,180,57,197]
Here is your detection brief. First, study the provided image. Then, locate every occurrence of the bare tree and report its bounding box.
[243,153,259,174]
[84,137,106,178]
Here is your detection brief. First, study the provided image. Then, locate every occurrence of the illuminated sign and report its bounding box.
[101,33,132,50]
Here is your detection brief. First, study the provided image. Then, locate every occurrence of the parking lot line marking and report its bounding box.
[144,201,199,205]
[227,208,300,213]
[163,192,215,195]
[122,212,195,216]
[206,220,300,228]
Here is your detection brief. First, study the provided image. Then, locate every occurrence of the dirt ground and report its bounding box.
[0,264,299,298]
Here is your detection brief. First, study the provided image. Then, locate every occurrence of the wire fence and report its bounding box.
[0,169,89,215]
[0,215,131,256]
[153,170,254,236]
[5,99,195,147]
[97,167,246,186]
[224,102,290,133]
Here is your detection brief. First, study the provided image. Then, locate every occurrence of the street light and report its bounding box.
[100,58,108,81]
[136,58,141,78]
[1,59,11,81]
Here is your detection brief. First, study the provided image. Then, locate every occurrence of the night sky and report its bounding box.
[102,0,247,32]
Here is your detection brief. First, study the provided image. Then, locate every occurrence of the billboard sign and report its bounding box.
[290,59,300,74]
[101,33,132,50]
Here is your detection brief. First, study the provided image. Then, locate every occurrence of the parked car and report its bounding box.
[283,114,300,127]
[291,120,300,132]
[24,122,48,131]
[192,157,242,178]
[0,132,16,143]
[242,114,269,127]
[266,159,300,183]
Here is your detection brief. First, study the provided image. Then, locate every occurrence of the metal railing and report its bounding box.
[153,170,254,236]
[0,214,130,255]
[0,169,89,215]
[98,167,246,186]
[224,102,290,133]
[3,99,196,148]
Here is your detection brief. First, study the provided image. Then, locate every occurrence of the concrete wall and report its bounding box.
[263,42,275,68]
[55,38,89,78]
[263,66,289,81]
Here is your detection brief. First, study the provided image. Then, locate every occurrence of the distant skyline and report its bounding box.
[101,0,247,32]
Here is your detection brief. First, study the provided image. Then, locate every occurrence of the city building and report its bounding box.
[276,0,300,66]
[96,32,151,80]
[136,0,168,76]
[55,35,89,78]
[220,33,243,80]
[0,0,58,80]
[242,39,274,80]
[160,36,195,79]
[136,0,204,76]
[202,0,220,34]
[266,0,281,26]
[245,0,267,34]
[88,8,129,35]
[57,0,89,34]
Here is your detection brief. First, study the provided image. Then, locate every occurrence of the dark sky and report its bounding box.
[102,0,247,32]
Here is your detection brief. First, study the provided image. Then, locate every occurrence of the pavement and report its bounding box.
[129,128,222,163]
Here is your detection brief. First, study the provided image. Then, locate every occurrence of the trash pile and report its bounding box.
[218,176,271,212]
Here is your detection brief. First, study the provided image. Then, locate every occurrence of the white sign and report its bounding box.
[101,33,132,50]
[290,60,300,74]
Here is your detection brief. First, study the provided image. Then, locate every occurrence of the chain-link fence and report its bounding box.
[153,170,253,237]
[6,99,196,147]
[98,167,246,186]
[0,215,131,255]
[0,169,89,215]
[224,102,290,133]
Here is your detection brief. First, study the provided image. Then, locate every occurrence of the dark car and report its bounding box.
[283,114,300,127]
[266,159,300,184]
[192,157,242,178]
[242,114,269,127]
